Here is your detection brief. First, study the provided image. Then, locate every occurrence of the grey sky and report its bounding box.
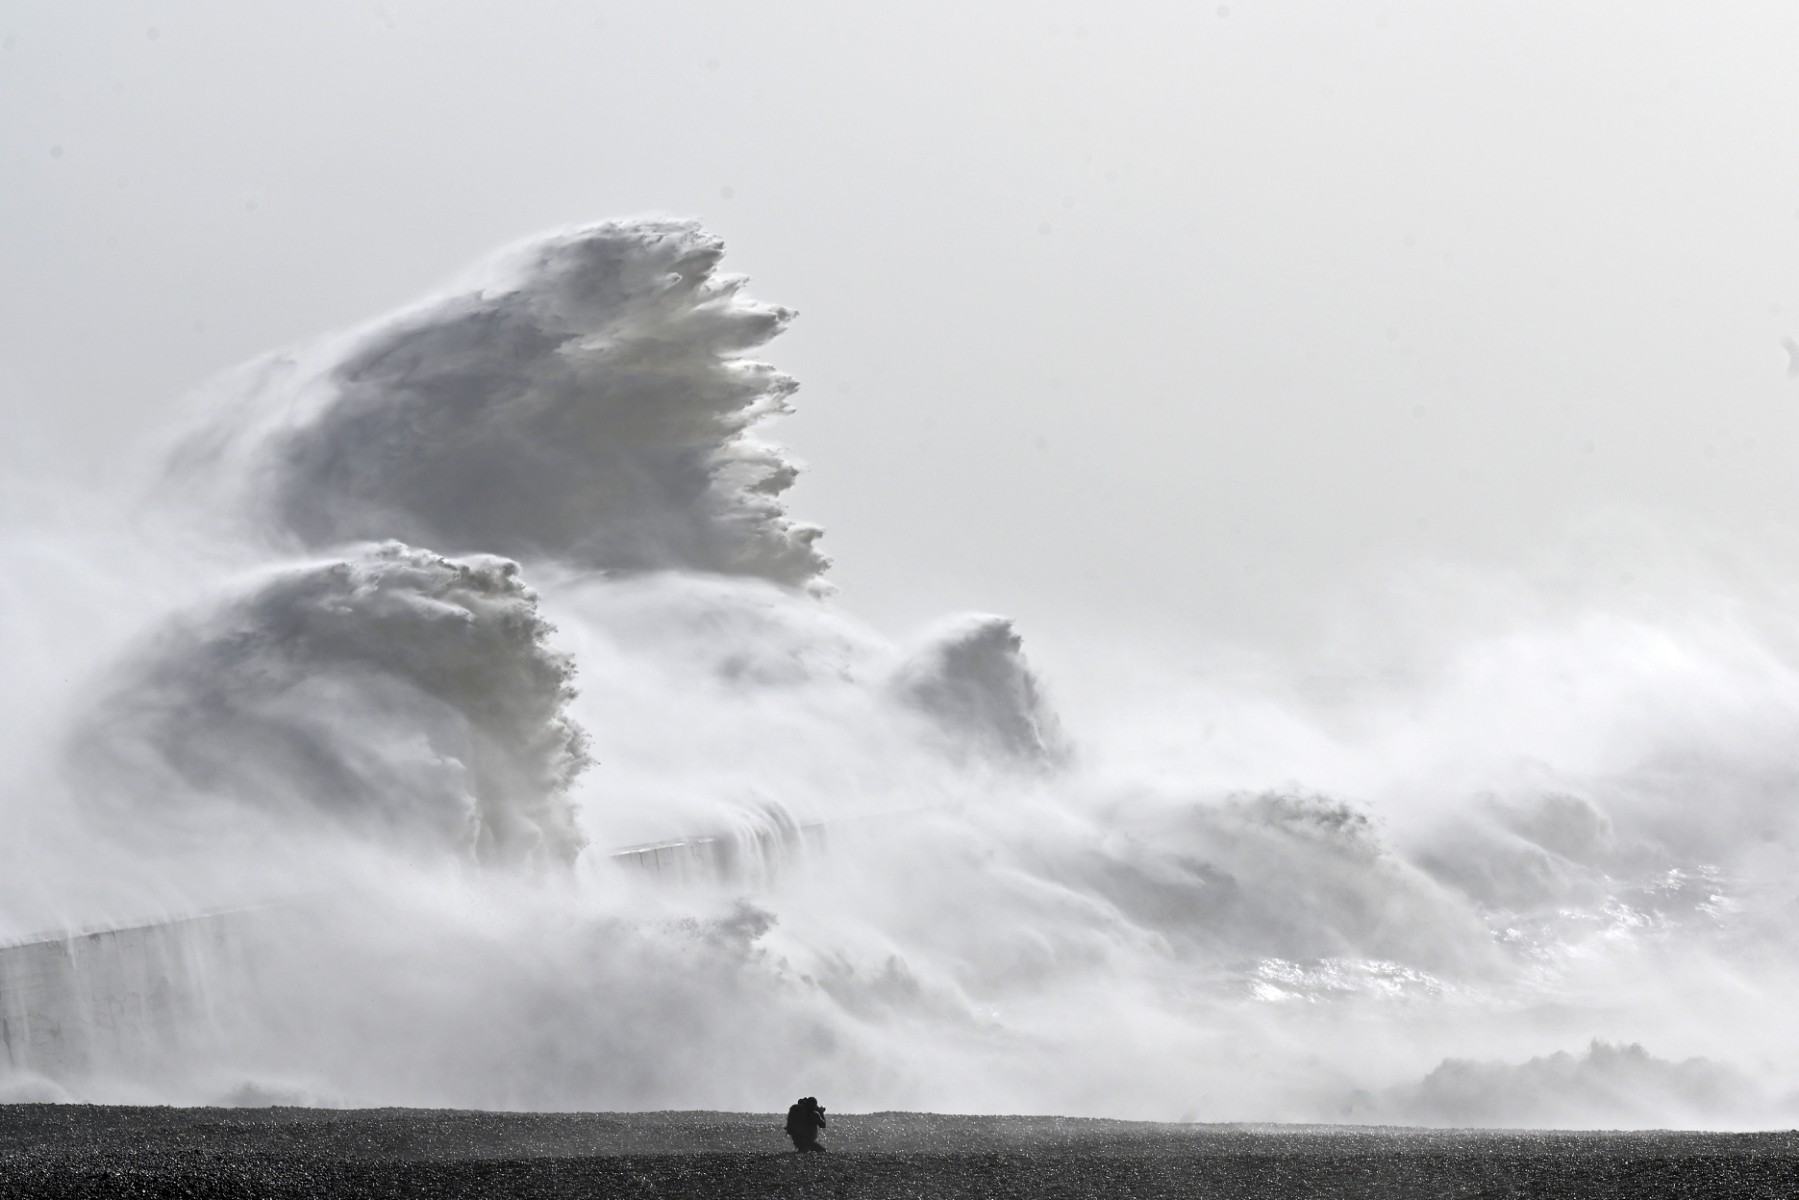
[6,1,1799,663]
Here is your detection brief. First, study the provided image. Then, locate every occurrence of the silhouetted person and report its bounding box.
[785,1095,826,1152]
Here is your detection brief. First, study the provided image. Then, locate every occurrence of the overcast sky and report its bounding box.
[6,1,1799,666]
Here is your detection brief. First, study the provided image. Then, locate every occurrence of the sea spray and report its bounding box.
[3,219,1799,1124]
[892,614,1070,767]
[163,220,824,585]
[69,543,587,867]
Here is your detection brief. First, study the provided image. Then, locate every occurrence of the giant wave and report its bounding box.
[2,218,1797,1124]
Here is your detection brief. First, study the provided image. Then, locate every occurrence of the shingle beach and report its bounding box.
[1,1106,1794,1198]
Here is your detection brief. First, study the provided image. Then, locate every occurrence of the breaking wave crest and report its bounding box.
[166,219,824,585]
[892,615,1068,767]
[72,542,588,867]
[1361,1041,1788,1128]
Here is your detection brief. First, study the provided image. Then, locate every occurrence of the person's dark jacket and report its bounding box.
[785,1099,826,1148]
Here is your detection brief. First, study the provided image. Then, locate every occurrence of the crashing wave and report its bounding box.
[1355,1040,1776,1128]
[13,214,1795,1121]
[71,542,588,867]
[891,614,1068,767]
[166,219,825,587]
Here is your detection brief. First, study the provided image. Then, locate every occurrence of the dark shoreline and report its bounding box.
[1,1105,1794,1198]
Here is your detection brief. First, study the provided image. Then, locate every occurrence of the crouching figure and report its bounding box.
[785,1096,827,1152]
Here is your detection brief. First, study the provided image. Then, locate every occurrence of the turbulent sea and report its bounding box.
[2,219,1797,1127]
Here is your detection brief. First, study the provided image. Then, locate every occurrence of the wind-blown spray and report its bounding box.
[164,219,824,585]
[72,542,587,868]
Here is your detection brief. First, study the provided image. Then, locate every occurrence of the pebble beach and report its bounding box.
[1,1106,1795,1198]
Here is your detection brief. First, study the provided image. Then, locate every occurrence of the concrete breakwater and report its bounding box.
[0,815,822,1084]
[0,909,248,1081]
